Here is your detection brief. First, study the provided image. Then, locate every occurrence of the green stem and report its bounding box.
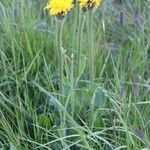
[56,18,67,146]
[71,3,79,49]
[71,54,75,117]
[56,18,65,96]
[88,10,94,84]
[77,11,85,77]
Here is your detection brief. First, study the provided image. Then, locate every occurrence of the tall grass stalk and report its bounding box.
[0,0,150,149]
[70,54,75,118]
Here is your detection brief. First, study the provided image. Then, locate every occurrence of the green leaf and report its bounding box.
[38,114,52,129]
[93,115,105,128]
[91,88,107,110]
[76,55,87,83]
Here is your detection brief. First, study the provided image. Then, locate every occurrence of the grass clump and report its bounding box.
[0,0,150,149]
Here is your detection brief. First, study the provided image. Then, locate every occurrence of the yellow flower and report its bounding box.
[44,0,74,16]
[78,0,102,9]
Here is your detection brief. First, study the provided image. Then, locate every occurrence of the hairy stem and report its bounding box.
[56,18,65,97]
[88,10,94,84]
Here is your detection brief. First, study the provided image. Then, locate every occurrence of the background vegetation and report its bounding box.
[0,0,150,149]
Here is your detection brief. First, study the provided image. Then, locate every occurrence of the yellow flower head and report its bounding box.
[78,0,102,9]
[44,0,73,16]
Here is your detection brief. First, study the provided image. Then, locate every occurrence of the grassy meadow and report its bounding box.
[0,0,150,149]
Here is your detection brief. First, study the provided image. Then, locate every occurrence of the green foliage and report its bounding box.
[0,0,150,149]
